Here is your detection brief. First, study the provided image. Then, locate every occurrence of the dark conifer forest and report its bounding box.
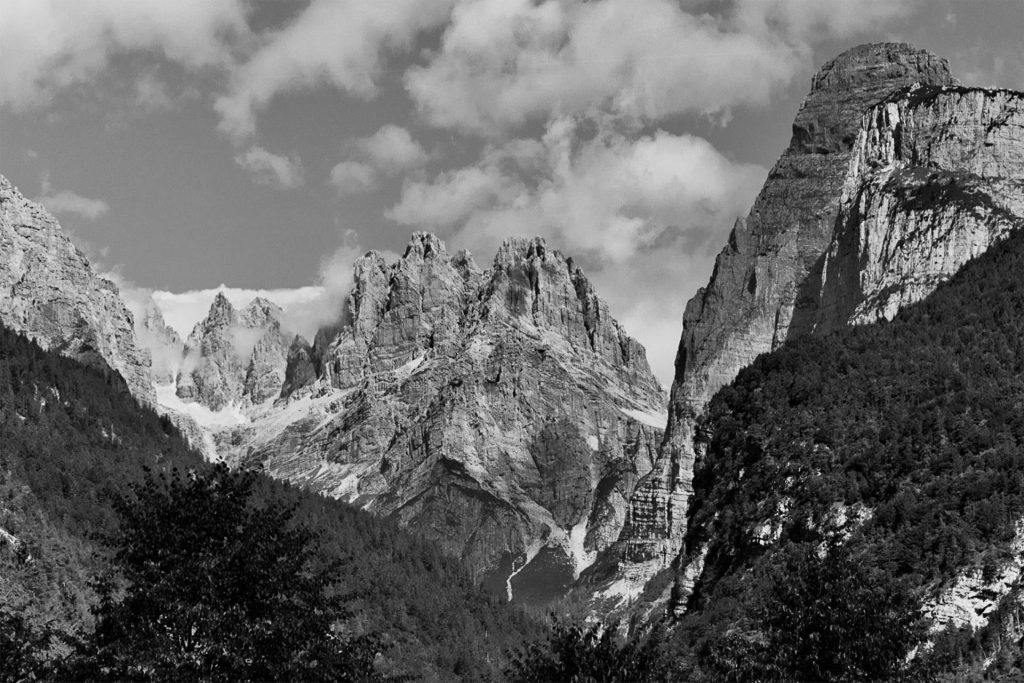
[670,227,1024,679]
[0,324,540,681]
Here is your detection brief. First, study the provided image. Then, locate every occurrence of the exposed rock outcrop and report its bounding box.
[212,233,666,598]
[0,175,155,405]
[176,295,291,410]
[131,294,184,385]
[606,43,1024,603]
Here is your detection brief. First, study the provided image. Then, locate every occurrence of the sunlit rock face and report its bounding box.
[211,232,667,596]
[133,295,184,386]
[0,175,155,405]
[599,43,1024,607]
[813,85,1024,331]
[175,294,291,410]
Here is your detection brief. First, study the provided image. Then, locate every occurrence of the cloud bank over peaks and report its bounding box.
[387,115,767,387]
[139,233,369,349]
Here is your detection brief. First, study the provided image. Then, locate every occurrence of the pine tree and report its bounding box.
[72,464,382,682]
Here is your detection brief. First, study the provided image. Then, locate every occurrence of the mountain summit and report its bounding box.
[149,231,667,602]
[595,42,1024,610]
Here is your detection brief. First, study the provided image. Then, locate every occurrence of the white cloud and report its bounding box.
[329,125,429,193]
[152,286,324,340]
[389,116,767,386]
[328,161,378,194]
[35,174,109,220]
[405,0,915,136]
[731,0,915,41]
[357,125,428,173]
[148,231,369,343]
[234,146,305,189]
[0,0,247,110]
[390,118,766,263]
[214,0,456,140]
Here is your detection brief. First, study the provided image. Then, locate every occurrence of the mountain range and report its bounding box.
[3,40,1024,679]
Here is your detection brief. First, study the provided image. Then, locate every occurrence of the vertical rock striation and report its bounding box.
[0,175,155,405]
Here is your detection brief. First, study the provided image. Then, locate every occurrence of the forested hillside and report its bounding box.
[670,225,1024,679]
[0,324,538,681]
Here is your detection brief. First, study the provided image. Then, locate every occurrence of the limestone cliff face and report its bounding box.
[813,86,1024,330]
[609,43,1024,602]
[176,295,291,410]
[0,175,155,405]
[131,294,183,385]
[217,233,666,595]
[607,44,956,589]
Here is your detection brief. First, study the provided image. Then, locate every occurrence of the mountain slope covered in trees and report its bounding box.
[0,323,538,681]
[668,223,1024,679]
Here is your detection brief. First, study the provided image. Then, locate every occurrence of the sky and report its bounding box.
[1,0,1022,388]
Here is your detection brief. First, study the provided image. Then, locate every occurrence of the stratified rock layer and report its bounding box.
[219,233,667,591]
[0,176,155,404]
[607,43,1024,603]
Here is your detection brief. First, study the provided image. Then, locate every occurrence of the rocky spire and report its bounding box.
[240,231,667,596]
[177,293,290,410]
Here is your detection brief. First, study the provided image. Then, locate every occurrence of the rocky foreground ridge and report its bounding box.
[596,43,1024,609]
[0,176,155,405]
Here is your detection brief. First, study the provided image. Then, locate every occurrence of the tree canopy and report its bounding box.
[73,464,382,681]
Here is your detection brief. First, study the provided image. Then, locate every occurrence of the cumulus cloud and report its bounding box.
[234,146,305,189]
[329,125,429,193]
[35,174,109,220]
[0,0,246,110]
[328,161,378,194]
[390,118,766,263]
[214,0,455,140]
[404,0,914,136]
[357,125,429,173]
[388,117,767,387]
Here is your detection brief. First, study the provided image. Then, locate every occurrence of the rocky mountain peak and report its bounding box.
[176,291,291,410]
[493,235,549,266]
[195,292,235,332]
[239,296,282,327]
[210,231,666,598]
[132,294,184,386]
[604,43,1011,607]
[403,231,448,260]
[0,174,155,405]
[790,42,955,155]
